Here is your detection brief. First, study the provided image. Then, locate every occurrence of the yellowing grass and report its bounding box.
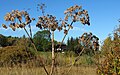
[0,66,96,75]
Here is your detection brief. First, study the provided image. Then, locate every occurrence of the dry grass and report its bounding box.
[0,66,96,75]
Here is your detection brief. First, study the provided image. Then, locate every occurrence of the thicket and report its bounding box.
[0,38,35,67]
[97,25,120,75]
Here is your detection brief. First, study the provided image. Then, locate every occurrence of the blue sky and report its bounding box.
[0,0,120,44]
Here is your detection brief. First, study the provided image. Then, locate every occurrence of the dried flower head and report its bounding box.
[36,14,59,31]
[64,5,90,25]
[79,32,99,51]
[64,29,68,34]
[3,10,34,31]
[2,24,7,29]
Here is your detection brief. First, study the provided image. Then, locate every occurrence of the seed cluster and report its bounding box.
[79,32,99,51]
[36,14,59,31]
[36,15,71,34]
[2,10,34,31]
[64,5,90,25]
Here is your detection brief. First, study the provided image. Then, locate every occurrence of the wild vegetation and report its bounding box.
[0,2,120,75]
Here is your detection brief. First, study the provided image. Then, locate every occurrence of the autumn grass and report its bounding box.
[0,66,96,75]
[0,51,97,75]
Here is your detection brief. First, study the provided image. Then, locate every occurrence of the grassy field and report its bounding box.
[0,66,96,75]
[0,51,98,75]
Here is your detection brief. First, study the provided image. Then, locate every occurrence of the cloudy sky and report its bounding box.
[0,0,120,43]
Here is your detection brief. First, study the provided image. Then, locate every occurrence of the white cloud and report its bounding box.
[71,26,87,32]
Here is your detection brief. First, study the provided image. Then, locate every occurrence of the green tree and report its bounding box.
[67,37,80,52]
[0,34,7,47]
[33,30,51,51]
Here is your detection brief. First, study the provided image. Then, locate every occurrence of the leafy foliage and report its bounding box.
[0,34,8,47]
[33,30,51,51]
[0,45,35,67]
[67,37,81,52]
[97,25,120,75]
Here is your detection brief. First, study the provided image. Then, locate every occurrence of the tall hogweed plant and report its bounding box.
[2,4,90,75]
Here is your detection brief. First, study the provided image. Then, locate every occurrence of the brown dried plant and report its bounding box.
[97,24,120,75]
[63,32,99,74]
[2,10,49,75]
[2,4,90,75]
[36,14,63,75]
[2,10,35,49]
[60,5,90,48]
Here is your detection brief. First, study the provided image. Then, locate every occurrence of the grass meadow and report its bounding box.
[0,52,97,75]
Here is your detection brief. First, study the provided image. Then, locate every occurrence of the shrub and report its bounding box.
[0,46,35,67]
[97,50,120,75]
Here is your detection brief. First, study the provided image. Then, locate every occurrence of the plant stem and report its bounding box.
[54,21,74,59]
[60,21,74,47]
[50,31,55,75]
[64,35,93,75]
[28,24,32,38]
[23,27,37,52]
[54,21,74,75]
[19,20,49,75]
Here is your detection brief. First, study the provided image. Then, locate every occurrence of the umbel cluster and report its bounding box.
[2,5,90,35]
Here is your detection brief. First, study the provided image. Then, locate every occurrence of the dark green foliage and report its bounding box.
[67,37,80,52]
[0,34,7,47]
[33,30,51,51]
[0,35,36,67]
[67,33,99,56]
[0,34,20,47]
[0,46,35,67]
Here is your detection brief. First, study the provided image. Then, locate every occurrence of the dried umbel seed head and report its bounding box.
[65,15,68,21]
[4,10,30,22]
[64,29,68,34]
[2,24,7,29]
[9,24,16,31]
[64,5,90,25]
[67,24,73,29]
[36,14,60,31]
[15,23,19,28]
[32,18,35,21]
[57,26,62,31]
[78,32,99,51]
[3,10,34,31]
[19,23,25,28]
[25,14,32,25]
[61,21,67,27]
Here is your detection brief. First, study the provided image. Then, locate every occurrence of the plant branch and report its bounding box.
[28,24,32,38]
[50,31,55,75]
[63,35,93,75]
[55,21,74,57]
[19,20,49,75]
[60,21,74,47]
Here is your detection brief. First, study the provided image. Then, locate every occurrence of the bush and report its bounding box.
[97,50,120,75]
[0,46,35,67]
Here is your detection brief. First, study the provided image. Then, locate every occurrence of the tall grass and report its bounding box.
[0,51,96,75]
[0,66,96,75]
